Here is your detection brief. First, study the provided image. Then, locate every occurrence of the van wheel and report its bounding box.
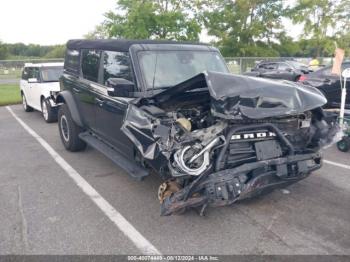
[22,94,33,112]
[58,104,86,152]
[41,98,57,123]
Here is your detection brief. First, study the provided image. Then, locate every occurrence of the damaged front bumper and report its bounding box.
[160,152,322,216]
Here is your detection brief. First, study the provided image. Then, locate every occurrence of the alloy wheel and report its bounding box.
[60,115,70,142]
[42,100,48,120]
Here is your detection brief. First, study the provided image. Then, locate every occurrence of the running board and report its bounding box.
[79,132,149,181]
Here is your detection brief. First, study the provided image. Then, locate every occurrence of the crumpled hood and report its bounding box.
[149,71,327,119]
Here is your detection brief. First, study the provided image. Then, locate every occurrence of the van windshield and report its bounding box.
[41,67,63,82]
[138,50,229,90]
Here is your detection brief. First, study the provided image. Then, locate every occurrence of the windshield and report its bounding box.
[138,50,229,89]
[40,67,63,82]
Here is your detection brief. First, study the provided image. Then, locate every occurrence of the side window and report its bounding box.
[81,49,101,82]
[65,49,80,75]
[22,68,29,80]
[26,68,34,79]
[102,51,132,84]
[32,68,40,81]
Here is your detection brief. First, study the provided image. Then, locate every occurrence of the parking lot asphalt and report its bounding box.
[0,104,349,255]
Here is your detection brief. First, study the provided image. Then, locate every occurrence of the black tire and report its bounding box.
[22,93,33,112]
[337,137,350,152]
[58,104,86,152]
[41,98,57,123]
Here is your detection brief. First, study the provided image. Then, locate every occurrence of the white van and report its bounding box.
[20,62,63,122]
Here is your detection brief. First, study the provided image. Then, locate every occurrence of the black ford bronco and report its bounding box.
[57,39,339,216]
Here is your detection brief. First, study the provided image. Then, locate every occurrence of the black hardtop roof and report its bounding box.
[66,39,210,52]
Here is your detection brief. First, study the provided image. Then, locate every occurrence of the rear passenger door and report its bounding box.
[30,67,42,109]
[24,67,40,107]
[94,50,134,158]
[20,67,31,102]
[77,49,101,131]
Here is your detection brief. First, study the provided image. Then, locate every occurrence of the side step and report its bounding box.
[79,132,149,181]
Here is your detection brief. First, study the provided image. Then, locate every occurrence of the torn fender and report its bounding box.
[121,104,170,160]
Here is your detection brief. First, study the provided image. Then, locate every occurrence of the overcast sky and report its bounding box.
[0,0,116,45]
[0,0,301,45]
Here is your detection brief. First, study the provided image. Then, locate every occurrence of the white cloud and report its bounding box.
[0,0,116,45]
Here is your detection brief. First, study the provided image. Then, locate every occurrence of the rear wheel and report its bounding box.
[41,98,57,123]
[22,93,33,112]
[337,137,350,152]
[58,104,86,152]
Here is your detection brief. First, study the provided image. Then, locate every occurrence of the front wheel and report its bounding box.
[58,104,86,152]
[337,137,350,152]
[22,93,33,112]
[41,98,57,123]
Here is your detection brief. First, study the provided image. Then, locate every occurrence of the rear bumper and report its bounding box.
[160,152,322,216]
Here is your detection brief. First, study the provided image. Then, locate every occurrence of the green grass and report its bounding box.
[0,84,21,106]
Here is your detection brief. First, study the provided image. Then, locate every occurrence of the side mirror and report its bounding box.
[28,78,38,83]
[285,68,293,72]
[106,78,134,97]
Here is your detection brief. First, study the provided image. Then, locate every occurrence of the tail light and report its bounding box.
[298,75,307,82]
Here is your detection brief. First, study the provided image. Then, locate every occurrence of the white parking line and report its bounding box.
[6,106,161,255]
[324,160,350,170]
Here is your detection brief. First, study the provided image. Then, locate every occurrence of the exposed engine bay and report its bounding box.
[121,71,340,215]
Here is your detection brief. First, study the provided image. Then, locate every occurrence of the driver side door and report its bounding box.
[94,50,135,159]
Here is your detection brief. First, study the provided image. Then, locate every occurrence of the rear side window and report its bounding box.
[23,67,40,80]
[81,49,101,82]
[64,49,80,75]
[102,51,132,84]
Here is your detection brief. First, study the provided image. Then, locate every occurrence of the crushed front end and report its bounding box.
[122,72,340,215]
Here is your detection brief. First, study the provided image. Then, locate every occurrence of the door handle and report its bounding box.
[95,98,104,106]
[73,87,81,93]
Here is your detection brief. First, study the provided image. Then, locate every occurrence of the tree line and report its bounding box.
[0,42,65,60]
[1,0,349,60]
[86,0,350,57]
